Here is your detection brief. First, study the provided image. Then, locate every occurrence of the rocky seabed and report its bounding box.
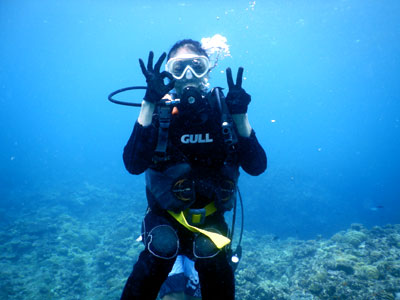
[1,184,399,300]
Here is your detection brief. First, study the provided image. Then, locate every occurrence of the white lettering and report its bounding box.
[181,134,190,144]
[190,135,198,143]
[180,133,214,144]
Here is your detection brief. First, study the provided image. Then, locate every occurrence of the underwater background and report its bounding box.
[1,0,399,299]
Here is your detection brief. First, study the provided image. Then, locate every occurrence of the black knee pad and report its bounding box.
[193,228,222,259]
[147,225,179,259]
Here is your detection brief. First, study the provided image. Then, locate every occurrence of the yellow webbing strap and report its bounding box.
[168,203,231,249]
[201,201,217,217]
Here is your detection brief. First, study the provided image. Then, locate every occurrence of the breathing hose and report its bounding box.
[107,86,146,107]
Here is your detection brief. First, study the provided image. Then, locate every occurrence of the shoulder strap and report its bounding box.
[213,87,238,152]
[153,105,172,162]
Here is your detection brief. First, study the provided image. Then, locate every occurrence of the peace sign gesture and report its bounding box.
[139,51,175,103]
[225,67,251,114]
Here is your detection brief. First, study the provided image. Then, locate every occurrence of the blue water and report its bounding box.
[1,0,399,240]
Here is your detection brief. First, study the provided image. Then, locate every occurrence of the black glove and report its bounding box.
[225,67,251,114]
[139,51,175,103]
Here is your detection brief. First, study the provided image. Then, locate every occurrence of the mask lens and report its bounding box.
[191,58,207,74]
[167,56,209,79]
[172,61,187,77]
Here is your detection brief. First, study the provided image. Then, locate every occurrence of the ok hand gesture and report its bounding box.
[139,51,175,103]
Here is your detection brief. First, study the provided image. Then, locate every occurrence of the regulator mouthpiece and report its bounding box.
[180,86,203,110]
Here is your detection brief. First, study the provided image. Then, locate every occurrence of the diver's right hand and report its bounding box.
[139,51,175,103]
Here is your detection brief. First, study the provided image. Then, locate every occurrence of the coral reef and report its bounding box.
[235,223,400,300]
[1,184,399,300]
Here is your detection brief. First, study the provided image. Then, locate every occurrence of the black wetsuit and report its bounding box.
[120,90,266,300]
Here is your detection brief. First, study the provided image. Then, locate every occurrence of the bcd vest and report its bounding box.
[146,88,239,213]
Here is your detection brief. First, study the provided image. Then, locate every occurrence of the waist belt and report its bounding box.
[168,202,231,249]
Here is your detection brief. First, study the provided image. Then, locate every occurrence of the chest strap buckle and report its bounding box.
[184,202,217,226]
[186,208,206,225]
[168,202,230,249]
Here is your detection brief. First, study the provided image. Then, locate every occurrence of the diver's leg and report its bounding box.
[193,214,234,299]
[120,250,175,300]
[195,251,234,300]
[120,210,179,300]
[159,255,187,300]
[162,292,185,300]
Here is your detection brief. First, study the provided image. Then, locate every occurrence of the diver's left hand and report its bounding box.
[225,67,251,114]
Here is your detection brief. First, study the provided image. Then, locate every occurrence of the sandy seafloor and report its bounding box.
[1,182,399,300]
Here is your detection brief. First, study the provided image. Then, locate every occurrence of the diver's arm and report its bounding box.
[237,128,267,176]
[123,106,158,174]
[232,113,252,137]
[138,100,156,126]
[224,67,265,174]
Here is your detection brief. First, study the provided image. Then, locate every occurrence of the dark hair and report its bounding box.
[167,39,208,60]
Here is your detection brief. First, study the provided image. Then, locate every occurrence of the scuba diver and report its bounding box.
[120,39,267,300]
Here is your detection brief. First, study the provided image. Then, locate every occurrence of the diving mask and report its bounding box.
[166,54,210,80]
